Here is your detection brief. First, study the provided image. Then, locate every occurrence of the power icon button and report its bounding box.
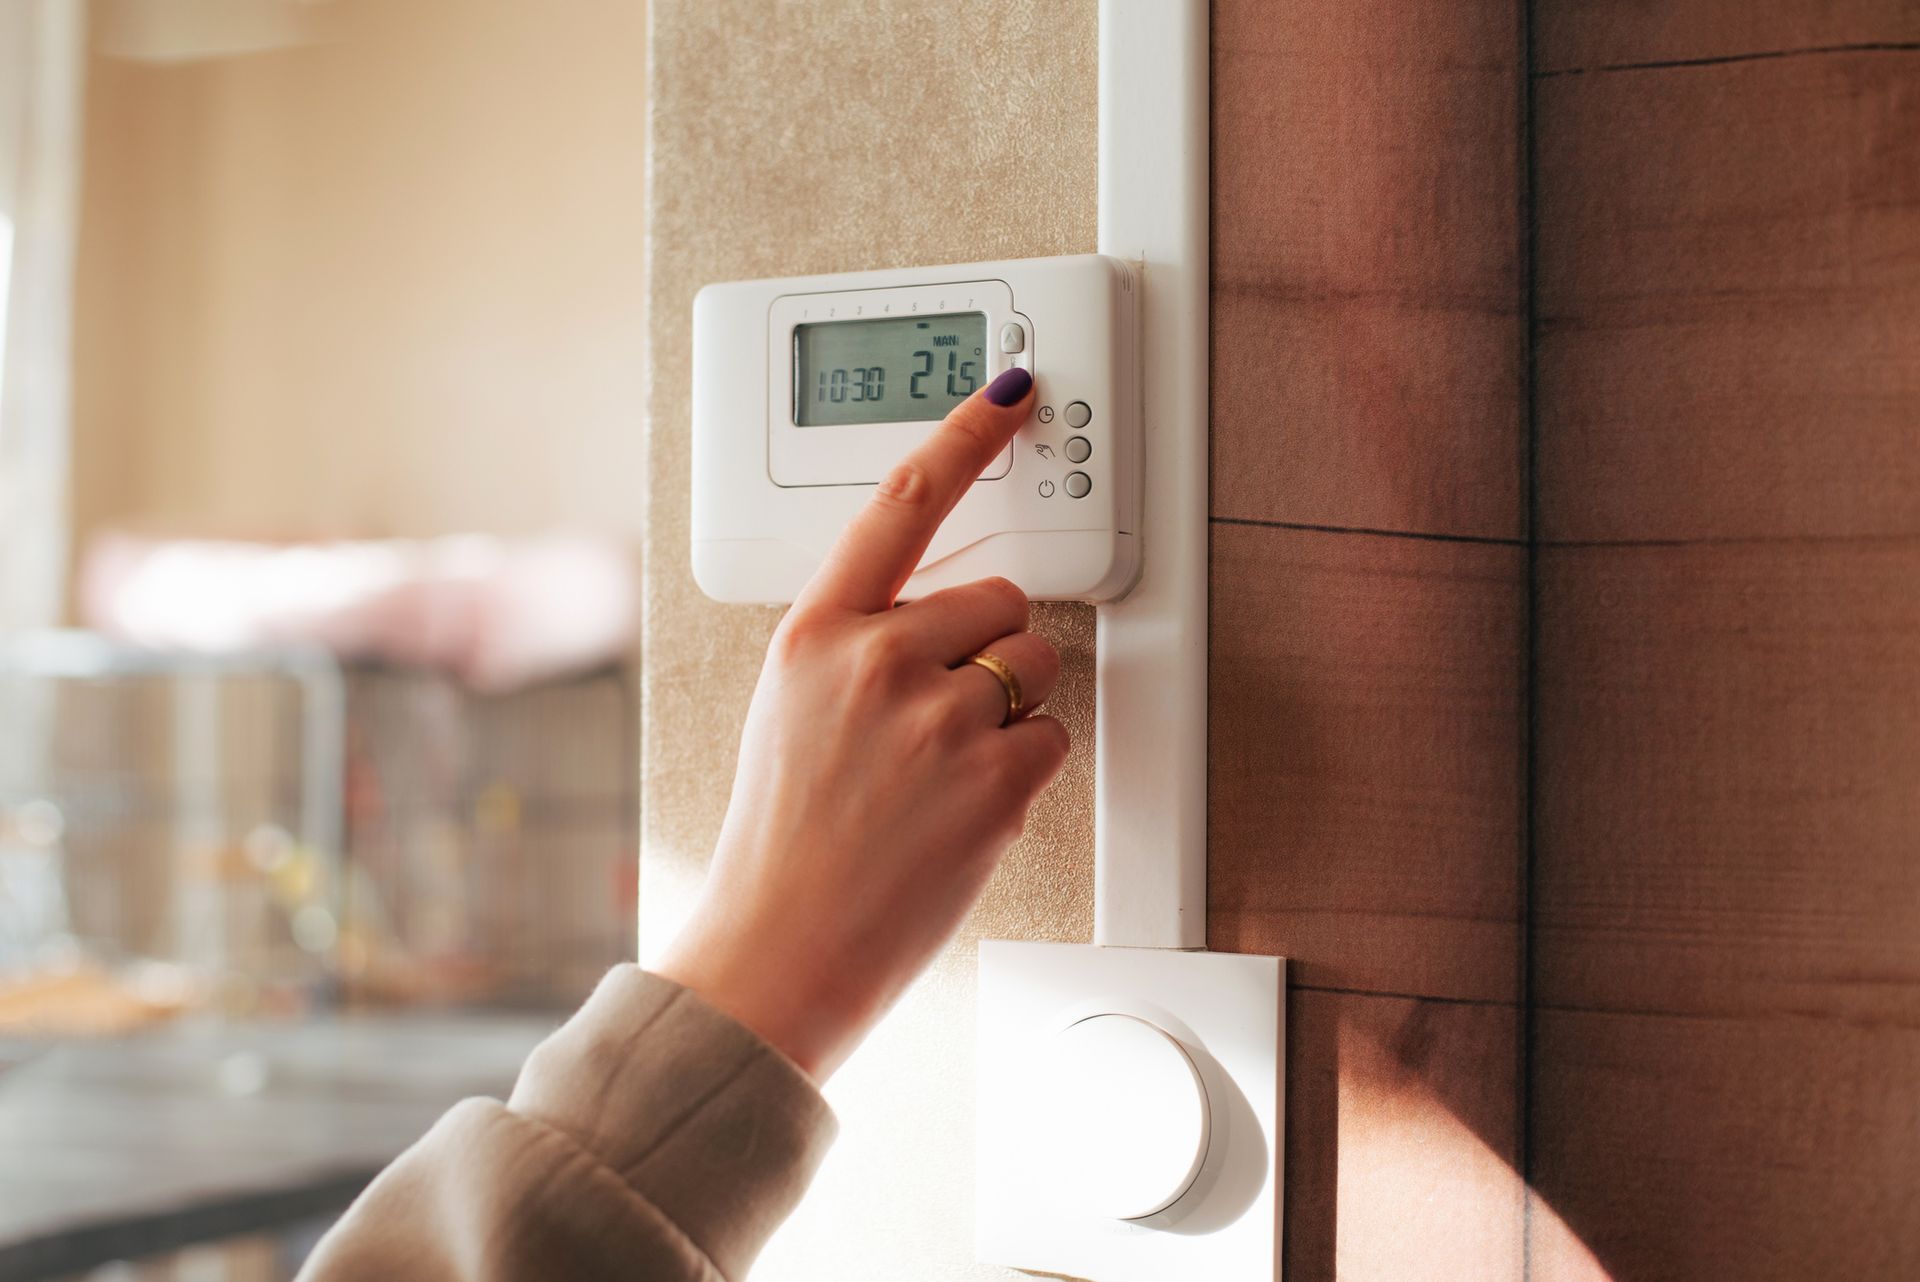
[1038,479,1056,498]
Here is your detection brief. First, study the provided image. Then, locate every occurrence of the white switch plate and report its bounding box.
[976,941,1285,1281]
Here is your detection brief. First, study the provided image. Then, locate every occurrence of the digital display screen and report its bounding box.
[793,312,988,427]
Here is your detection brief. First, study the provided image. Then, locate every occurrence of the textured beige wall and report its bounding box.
[641,2,1097,1276]
[70,0,649,549]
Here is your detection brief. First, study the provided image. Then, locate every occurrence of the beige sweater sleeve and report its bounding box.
[297,967,837,1282]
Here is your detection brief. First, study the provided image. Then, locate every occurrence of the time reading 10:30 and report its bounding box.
[793,312,989,427]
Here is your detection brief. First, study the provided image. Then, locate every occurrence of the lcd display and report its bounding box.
[793,312,988,427]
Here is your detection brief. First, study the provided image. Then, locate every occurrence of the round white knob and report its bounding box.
[1033,1013,1211,1220]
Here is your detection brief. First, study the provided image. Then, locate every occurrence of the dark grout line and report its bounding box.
[1525,1000,1920,1033]
[1535,41,1920,79]
[1542,531,1920,550]
[1288,981,1520,1011]
[1521,0,1542,1274]
[1291,982,1920,1034]
[1209,515,1526,548]
[1211,521,1920,557]
[1215,522,1920,556]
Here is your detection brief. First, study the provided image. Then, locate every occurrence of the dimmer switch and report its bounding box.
[1033,1014,1211,1221]
[976,941,1283,1281]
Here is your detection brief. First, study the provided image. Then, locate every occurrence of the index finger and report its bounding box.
[794,366,1034,616]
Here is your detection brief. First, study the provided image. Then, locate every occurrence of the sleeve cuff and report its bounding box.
[507,965,837,1281]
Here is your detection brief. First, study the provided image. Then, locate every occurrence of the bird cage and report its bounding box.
[0,632,636,1039]
[0,632,346,1034]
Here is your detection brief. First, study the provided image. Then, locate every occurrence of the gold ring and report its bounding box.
[964,651,1023,726]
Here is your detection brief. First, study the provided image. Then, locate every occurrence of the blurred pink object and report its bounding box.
[81,533,638,692]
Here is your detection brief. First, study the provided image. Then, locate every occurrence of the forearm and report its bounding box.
[298,967,836,1282]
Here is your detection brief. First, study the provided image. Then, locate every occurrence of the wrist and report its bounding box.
[654,918,874,1081]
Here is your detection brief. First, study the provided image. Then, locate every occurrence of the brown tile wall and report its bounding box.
[1210,0,1529,1272]
[1529,1008,1920,1281]
[1212,0,1528,540]
[1284,989,1526,1282]
[1534,48,1920,544]
[1210,523,1526,1005]
[1216,1,1920,1277]
[1528,9,1920,1281]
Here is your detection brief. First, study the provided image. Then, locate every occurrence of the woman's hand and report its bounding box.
[655,367,1067,1080]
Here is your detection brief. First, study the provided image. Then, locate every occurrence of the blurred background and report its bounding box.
[0,2,647,1277]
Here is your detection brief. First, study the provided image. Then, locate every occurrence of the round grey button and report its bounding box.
[999,322,1026,354]
[1065,436,1092,463]
[1064,401,1093,429]
[1064,471,1092,499]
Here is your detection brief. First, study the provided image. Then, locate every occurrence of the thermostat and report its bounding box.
[691,254,1140,603]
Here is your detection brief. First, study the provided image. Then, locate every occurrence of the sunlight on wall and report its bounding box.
[1324,1000,1613,1282]
[642,3,1097,1276]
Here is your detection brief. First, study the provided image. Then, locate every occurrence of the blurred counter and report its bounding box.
[0,1011,553,1281]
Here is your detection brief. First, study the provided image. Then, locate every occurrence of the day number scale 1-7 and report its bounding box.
[691,254,1141,604]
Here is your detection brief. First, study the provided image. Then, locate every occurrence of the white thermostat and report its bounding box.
[691,254,1140,603]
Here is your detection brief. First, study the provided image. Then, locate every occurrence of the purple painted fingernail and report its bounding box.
[984,366,1033,406]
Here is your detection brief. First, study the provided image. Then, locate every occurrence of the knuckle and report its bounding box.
[1021,719,1071,774]
[767,616,815,666]
[902,692,968,756]
[1028,632,1060,671]
[980,575,1029,617]
[873,461,934,512]
[932,694,979,747]
[945,404,1002,452]
[852,624,916,685]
